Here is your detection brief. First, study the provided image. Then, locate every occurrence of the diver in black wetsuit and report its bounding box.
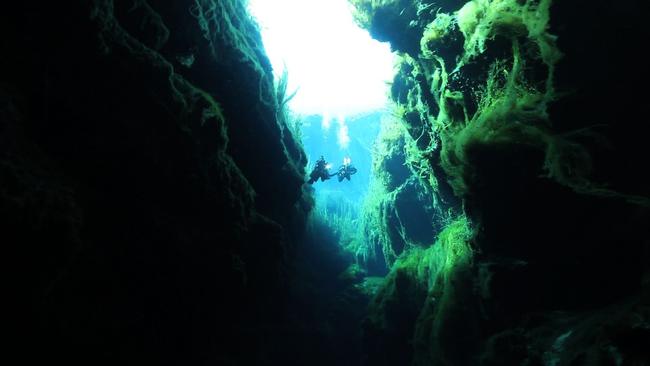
[307,156,335,184]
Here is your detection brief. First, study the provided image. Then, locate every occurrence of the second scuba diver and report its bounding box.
[336,157,357,182]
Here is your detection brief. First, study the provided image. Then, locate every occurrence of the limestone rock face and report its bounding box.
[3,1,310,364]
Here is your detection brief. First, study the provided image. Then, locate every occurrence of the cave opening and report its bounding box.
[248,0,395,267]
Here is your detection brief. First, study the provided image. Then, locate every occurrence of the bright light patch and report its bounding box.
[337,121,350,149]
[322,113,331,130]
[248,0,395,117]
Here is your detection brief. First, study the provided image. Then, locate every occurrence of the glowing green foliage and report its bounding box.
[366,215,474,350]
[436,31,650,204]
[383,215,474,297]
[426,215,473,283]
[390,0,641,202]
[359,168,400,266]
[380,214,473,296]
[372,114,407,185]
[455,0,560,68]
[439,44,554,194]
[356,115,414,266]
[456,0,481,38]
[420,12,455,58]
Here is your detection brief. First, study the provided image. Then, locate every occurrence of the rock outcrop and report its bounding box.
[351,0,650,364]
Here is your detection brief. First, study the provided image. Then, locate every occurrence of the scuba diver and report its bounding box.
[307,156,334,184]
[336,157,357,182]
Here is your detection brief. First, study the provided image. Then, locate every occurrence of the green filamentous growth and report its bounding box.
[365,215,475,362]
[394,0,647,205]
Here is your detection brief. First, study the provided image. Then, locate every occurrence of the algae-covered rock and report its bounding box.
[363,216,475,365]
[354,0,650,364]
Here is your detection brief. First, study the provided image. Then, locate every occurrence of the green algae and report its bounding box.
[420,12,456,57]
[456,0,560,68]
[365,215,475,364]
[350,1,650,363]
[351,0,650,205]
[355,114,442,268]
[380,214,473,291]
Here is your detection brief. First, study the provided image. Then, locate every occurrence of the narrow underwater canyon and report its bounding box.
[2,1,648,365]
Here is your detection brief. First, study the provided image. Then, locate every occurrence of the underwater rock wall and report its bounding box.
[2,1,310,364]
[351,0,649,364]
[358,116,456,272]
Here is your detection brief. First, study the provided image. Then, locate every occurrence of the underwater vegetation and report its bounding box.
[349,0,650,364]
[363,215,475,365]
[3,0,649,365]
